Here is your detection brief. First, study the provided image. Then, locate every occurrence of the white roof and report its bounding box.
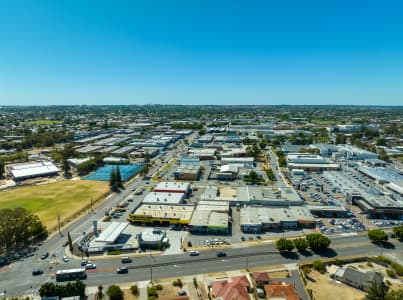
[95,222,128,243]
[9,161,59,179]
[143,192,184,204]
[154,181,190,192]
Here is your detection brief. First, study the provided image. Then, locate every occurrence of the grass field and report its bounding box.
[0,180,108,229]
[22,119,62,125]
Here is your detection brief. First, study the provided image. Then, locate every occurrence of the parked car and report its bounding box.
[63,256,69,262]
[32,269,43,276]
[116,266,128,274]
[40,252,49,260]
[81,260,89,266]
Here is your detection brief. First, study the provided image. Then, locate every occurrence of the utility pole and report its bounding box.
[57,214,61,235]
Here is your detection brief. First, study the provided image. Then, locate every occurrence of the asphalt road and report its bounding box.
[2,233,402,296]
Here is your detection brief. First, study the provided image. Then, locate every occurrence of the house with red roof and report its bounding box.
[210,275,251,300]
[264,282,300,300]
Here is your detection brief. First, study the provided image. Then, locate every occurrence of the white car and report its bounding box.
[63,256,69,262]
[85,263,96,270]
[189,250,199,256]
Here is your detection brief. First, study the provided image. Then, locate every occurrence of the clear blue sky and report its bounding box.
[1,0,402,106]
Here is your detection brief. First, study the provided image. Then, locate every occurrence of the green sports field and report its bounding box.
[0,180,109,230]
[21,120,62,125]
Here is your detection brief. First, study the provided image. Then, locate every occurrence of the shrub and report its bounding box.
[173,279,183,288]
[130,285,139,296]
[367,261,373,267]
[155,284,163,291]
[386,269,396,278]
[107,249,122,255]
[313,260,326,274]
[391,262,403,276]
[147,286,158,297]
[302,266,312,275]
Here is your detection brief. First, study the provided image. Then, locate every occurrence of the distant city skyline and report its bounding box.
[1,1,403,106]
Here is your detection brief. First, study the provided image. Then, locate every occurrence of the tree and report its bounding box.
[248,170,259,184]
[106,285,123,300]
[306,233,331,252]
[293,238,308,252]
[385,288,403,300]
[365,282,386,300]
[67,232,73,252]
[393,225,403,241]
[312,260,326,273]
[115,166,123,188]
[109,167,117,190]
[130,285,139,297]
[63,158,70,176]
[96,285,104,300]
[276,238,295,252]
[368,229,388,243]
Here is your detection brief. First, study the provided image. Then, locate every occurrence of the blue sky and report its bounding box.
[0,0,402,106]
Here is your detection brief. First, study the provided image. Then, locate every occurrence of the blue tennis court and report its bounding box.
[84,164,143,181]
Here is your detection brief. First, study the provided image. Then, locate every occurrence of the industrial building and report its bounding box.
[323,171,403,218]
[173,164,201,180]
[221,157,254,168]
[240,206,315,233]
[189,200,229,234]
[286,153,340,170]
[142,192,185,205]
[128,203,194,225]
[154,181,191,194]
[7,161,59,181]
[236,186,303,206]
[337,145,379,160]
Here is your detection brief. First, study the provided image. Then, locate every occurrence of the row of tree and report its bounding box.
[367,226,403,243]
[39,280,86,298]
[276,233,331,252]
[109,167,123,191]
[0,208,48,254]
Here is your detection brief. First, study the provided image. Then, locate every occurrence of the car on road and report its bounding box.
[116,266,128,274]
[241,236,245,241]
[40,252,49,260]
[121,257,132,263]
[63,256,69,262]
[85,263,96,270]
[189,250,199,256]
[81,260,89,266]
[216,251,227,257]
[32,269,43,276]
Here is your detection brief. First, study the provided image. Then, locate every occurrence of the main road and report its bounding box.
[1,232,402,296]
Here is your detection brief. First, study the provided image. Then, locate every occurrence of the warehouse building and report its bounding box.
[338,145,379,160]
[189,200,229,234]
[7,161,59,181]
[240,206,315,233]
[154,181,191,194]
[128,203,194,225]
[142,192,185,205]
[221,157,254,168]
[286,153,340,171]
[173,164,201,180]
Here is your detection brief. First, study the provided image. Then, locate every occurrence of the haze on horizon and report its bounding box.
[0,1,402,106]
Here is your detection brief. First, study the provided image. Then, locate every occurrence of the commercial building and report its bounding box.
[240,206,315,233]
[173,164,201,180]
[95,222,128,244]
[142,192,185,205]
[154,181,191,194]
[128,203,194,225]
[236,186,303,207]
[217,164,239,181]
[7,161,59,181]
[189,200,229,234]
[338,145,378,160]
[286,153,340,170]
[187,148,216,160]
[137,228,169,249]
[221,157,254,168]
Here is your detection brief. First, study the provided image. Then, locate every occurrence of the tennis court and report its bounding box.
[84,164,143,181]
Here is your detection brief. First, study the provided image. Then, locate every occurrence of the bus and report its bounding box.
[55,268,87,281]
